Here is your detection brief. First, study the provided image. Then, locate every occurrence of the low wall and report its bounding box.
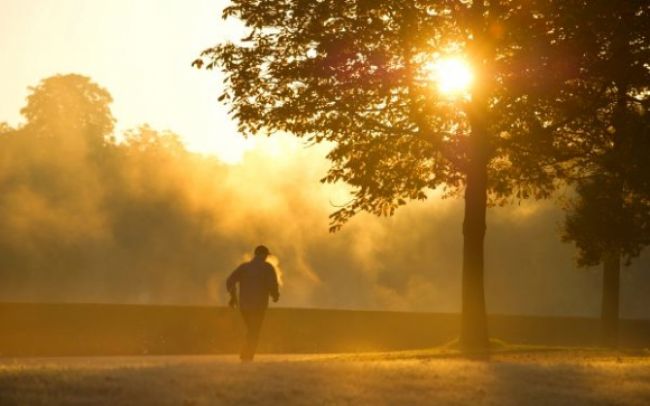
[0,303,648,356]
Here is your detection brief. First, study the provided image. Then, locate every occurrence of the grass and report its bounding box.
[1,348,649,405]
[324,338,650,362]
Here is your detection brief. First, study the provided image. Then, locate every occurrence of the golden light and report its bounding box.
[426,57,474,95]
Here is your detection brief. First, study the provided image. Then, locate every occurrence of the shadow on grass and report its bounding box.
[320,337,650,363]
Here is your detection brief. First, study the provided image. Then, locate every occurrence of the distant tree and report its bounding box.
[20,74,115,155]
[194,1,589,349]
[112,125,189,199]
[5,74,118,204]
[558,1,650,346]
[122,125,186,156]
[563,178,650,346]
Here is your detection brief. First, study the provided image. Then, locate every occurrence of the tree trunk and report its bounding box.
[459,158,489,351]
[601,251,620,347]
[460,89,490,350]
[460,70,490,351]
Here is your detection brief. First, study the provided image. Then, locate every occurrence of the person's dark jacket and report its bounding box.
[226,258,279,309]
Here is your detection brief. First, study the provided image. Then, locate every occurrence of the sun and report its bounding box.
[426,57,474,95]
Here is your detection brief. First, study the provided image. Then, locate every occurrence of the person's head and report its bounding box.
[253,245,270,260]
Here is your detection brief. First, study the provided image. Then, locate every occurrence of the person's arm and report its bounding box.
[226,266,242,307]
[268,265,280,303]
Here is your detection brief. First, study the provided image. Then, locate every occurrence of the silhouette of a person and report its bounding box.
[226,245,279,361]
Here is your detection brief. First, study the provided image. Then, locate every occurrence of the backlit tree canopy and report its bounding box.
[21,74,115,145]
[557,1,650,347]
[556,0,649,280]
[195,1,583,228]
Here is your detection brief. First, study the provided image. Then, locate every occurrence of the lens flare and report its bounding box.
[427,57,474,95]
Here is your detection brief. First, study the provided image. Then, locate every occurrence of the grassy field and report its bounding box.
[1,349,649,405]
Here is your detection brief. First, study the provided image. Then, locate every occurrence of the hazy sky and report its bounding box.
[0,0,252,162]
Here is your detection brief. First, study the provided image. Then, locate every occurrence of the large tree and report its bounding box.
[195,0,587,349]
[560,1,650,347]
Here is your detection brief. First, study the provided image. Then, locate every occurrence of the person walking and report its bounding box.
[226,245,280,361]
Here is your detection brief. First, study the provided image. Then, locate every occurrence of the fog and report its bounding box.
[0,74,648,319]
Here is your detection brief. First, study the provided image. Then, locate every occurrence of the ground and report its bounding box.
[0,349,649,405]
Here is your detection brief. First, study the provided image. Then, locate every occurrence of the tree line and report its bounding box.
[0,74,243,304]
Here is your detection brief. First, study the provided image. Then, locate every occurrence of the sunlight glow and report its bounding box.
[427,57,474,95]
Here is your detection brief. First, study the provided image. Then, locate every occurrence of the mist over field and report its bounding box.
[0,78,648,319]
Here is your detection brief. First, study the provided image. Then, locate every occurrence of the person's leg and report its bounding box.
[240,309,253,361]
[240,308,265,361]
[247,310,265,359]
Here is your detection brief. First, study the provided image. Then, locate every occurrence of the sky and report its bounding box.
[0,0,252,163]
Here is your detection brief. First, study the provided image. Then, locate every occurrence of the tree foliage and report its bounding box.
[195,0,583,231]
[21,74,115,145]
[559,1,650,267]
[564,178,649,267]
